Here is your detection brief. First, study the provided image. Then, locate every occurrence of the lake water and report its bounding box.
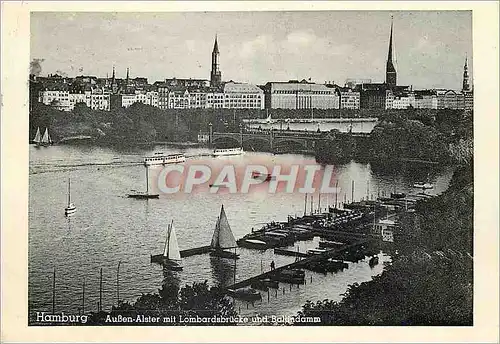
[28,144,455,320]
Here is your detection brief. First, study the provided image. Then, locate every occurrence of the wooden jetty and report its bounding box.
[274,248,309,258]
[180,246,211,258]
[225,238,372,291]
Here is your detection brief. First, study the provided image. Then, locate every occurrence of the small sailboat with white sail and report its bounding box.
[210,205,240,259]
[151,220,183,271]
[64,178,76,216]
[128,166,159,199]
[32,127,42,146]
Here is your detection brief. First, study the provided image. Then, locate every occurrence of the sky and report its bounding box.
[31,11,472,90]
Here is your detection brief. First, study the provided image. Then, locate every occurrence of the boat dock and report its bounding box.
[274,248,309,258]
[225,238,373,291]
[180,245,211,258]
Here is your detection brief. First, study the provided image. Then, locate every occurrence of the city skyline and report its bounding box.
[31,11,472,89]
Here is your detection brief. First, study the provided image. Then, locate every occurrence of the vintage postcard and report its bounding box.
[1,1,499,343]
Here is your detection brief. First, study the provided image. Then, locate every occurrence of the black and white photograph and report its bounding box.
[1,1,499,342]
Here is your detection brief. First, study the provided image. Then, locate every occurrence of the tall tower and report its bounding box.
[385,17,397,87]
[126,67,130,85]
[210,35,222,87]
[462,55,470,92]
[111,66,118,94]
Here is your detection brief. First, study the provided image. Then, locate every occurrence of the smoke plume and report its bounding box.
[30,58,44,76]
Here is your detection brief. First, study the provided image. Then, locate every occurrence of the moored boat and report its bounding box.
[144,153,186,166]
[238,239,268,250]
[213,147,244,157]
[227,288,261,301]
[210,205,240,259]
[128,166,159,199]
[64,178,76,216]
[151,220,183,271]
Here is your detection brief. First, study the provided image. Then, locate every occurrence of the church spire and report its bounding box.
[210,34,222,87]
[385,16,397,87]
[462,54,470,92]
[213,34,219,54]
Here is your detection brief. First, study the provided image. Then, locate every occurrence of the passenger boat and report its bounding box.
[213,147,244,157]
[64,178,76,216]
[210,205,240,259]
[144,153,186,166]
[151,220,183,271]
[128,166,159,199]
[413,182,434,189]
[33,127,53,147]
[227,288,262,301]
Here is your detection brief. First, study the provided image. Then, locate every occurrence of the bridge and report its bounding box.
[210,129,369,151]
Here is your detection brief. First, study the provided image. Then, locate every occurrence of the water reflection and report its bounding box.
[210,256,236,288]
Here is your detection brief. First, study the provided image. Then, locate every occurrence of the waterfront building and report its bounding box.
[121,94,137,108]
[157,84,169,110]
[436,89,465,110]
[413,90,438,109]
[338,87,360,109]
[168,87,190,109]
[263,80,340,109]
[223,82,264,109]
[206,90,225,109]
[38,87,71,111]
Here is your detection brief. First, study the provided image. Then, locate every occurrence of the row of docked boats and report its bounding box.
[237,223,315,250]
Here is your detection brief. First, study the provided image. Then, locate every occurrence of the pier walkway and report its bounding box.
[225,237,373,290]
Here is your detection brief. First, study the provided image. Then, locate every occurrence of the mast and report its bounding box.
[335,180,339,209]
[163,223,171,257]
[68,178,71,205]
[145,167,149,194]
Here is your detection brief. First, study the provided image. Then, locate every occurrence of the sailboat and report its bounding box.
[38,128,53,147]
[64,178,76,216]
[210,205,240,259]
[128,166,159,199]
[32,127,42,146]
[151,220,183,271]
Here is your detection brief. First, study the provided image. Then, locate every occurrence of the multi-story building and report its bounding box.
[223,82,264,109]
[263,80,339,109]
[39,88,71,111]
[436,89,465,110]
[338,88,360,109]
[206,90,225,109]
[413,90,438,109]
[168,87,190,109]
[39,86,110,111]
